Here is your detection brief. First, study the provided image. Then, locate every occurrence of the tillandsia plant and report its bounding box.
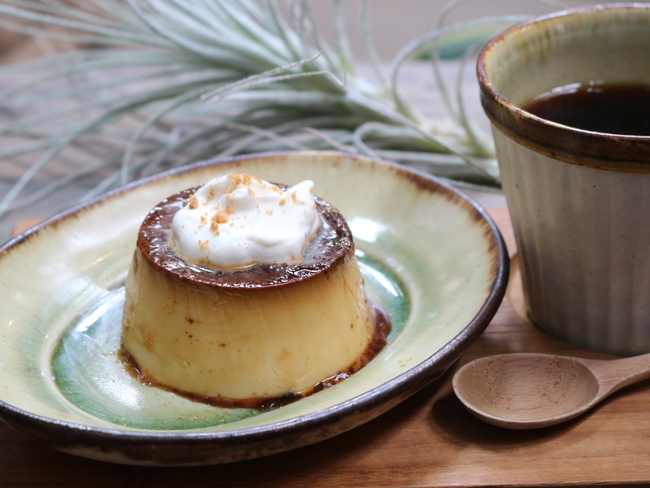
[0,0,558,222]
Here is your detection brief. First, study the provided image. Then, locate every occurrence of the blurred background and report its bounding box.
[305,0,615,60]
[0,1,631,63]
[0,0,646,239]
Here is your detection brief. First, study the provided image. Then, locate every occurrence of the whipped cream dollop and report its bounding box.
[170,174,321,269]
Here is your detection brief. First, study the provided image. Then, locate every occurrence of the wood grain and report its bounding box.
[2,209,650,487]
[11,218,43,236]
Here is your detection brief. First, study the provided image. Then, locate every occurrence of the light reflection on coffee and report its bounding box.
[523,82,650,136]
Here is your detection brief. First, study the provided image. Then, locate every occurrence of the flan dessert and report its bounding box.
[121,173,390,409]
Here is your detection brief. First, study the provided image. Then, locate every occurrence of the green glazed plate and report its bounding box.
[0,151,508,465]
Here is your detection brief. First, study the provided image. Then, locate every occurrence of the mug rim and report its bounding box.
[477,3,650,173]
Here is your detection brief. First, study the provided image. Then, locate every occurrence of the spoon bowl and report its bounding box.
[453,352,650,429]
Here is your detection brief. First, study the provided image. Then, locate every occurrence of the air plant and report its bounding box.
[0,0,539,223]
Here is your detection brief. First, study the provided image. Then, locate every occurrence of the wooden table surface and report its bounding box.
[3,208,650,488]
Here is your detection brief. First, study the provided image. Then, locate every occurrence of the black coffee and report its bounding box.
[522,83,650,136]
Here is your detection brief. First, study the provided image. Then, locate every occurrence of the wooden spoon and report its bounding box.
[452,352,650,429]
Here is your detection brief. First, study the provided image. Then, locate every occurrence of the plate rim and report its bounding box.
[0,150,509,459]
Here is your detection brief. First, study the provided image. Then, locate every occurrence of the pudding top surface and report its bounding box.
[136,186,354,288]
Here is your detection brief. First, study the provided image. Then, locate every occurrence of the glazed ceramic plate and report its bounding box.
[0,151,508,466]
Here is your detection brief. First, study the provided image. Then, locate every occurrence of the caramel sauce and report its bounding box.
[137,185,352,288]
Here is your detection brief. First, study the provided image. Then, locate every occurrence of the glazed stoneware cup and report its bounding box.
[478,4,650,356]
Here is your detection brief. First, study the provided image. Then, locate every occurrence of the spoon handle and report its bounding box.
[582,352,650,397]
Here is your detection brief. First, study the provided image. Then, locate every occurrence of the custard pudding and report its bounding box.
[121,174,390,408]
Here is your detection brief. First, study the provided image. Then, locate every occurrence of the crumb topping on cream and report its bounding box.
[170,174,320,269]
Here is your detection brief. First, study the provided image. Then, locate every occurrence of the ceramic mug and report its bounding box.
[478,4,650,355]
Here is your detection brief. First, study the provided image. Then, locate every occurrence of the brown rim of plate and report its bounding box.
[0,151,509,465]
[477,3,650,173]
